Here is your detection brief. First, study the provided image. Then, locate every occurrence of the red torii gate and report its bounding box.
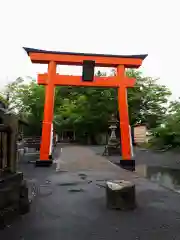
[24,47,147,171]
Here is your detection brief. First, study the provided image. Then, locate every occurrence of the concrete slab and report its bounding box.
[1,144,180,239]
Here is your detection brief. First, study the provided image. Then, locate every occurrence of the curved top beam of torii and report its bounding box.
[23,47,148,68]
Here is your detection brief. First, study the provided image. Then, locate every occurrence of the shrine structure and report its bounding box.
[24,47,147,171]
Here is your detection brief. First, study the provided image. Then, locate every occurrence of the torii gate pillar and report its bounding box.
[24,47,147,171]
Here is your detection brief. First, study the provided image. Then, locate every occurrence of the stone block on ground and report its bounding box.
[0,203,19,229]
[106,180,136,210]
[0,174,30,228]
[19,180,30,215]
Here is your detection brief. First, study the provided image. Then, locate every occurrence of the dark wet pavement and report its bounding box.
[90,145,180,168]
[1,145,180,239]
[136,165,180,194]
[90,145,180,194]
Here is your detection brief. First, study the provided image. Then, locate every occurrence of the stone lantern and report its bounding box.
[108,114,118,142]
[104,114,121,156]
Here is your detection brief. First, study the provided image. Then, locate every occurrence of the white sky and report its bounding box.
[0,0,179,99]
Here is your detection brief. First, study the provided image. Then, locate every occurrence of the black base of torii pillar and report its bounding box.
[120,159,135,171]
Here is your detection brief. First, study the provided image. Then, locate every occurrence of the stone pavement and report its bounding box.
[90,145,180,169]
[1,144,180,239]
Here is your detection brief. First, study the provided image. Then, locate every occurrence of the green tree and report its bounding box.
[3,77,30,113]
[2,78,45,135]
[54,71,117,143]
[127,70,171,128]
[150,99,180,149]
[4,70,172,142]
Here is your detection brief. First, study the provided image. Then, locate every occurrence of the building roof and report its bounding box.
[24,47,148,60]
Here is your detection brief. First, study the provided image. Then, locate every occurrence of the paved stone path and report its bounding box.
[1,144,180,239]
[90,145,180,169]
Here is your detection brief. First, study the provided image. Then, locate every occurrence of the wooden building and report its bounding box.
[59,129,76,142]
[0,100,30,228]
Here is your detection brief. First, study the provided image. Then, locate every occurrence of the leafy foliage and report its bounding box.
[3,70,172,144]
[127,70,171,128]
[150,100,180,149]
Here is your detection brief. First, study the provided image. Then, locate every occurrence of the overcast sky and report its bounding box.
[0,0,179,99]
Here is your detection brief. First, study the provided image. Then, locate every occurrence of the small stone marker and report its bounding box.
[106,180,136,210]
[55,148,62,172]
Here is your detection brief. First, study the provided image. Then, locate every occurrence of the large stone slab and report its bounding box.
[106,180,136,210]
[0,173,30,229]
